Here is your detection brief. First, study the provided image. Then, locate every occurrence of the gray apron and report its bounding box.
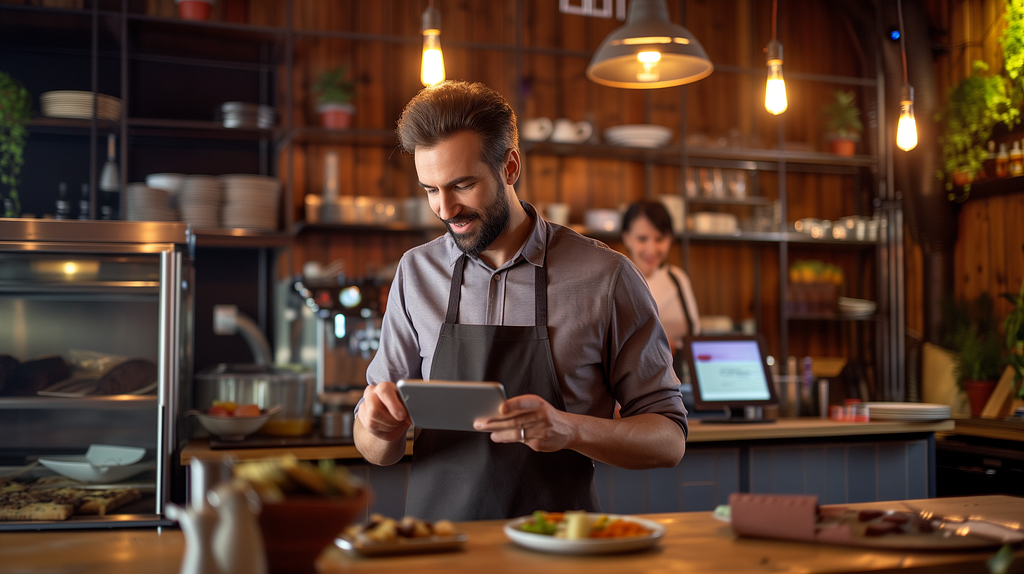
[405,254,600,521]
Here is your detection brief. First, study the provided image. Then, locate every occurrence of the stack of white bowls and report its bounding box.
[604,124,673,148]
[220,175,280,231]
[178,176,223,229]
[124,183,178,222]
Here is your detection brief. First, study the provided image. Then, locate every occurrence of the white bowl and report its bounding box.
[38,455,153,484]
[189,405,282,441]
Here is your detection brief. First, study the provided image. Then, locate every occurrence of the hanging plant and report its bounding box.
[1001,0,1024,90]
[0,71,30,218]
[936,61,1020,200]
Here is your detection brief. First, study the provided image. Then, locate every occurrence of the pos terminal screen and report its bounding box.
[689,338,773,404]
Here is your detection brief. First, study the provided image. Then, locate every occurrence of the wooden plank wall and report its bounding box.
[926,0,1024,323]
[151,0,877,361]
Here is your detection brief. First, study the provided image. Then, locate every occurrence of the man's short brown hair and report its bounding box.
[396,81,519,179]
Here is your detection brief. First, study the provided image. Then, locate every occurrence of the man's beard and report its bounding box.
[441,177,511,257]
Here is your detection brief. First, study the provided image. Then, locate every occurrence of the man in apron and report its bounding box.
[354,81,688,521]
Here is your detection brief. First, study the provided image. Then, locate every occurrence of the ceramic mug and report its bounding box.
[550,118,594,143]
[543,202,570,226]
[521,117,554,141]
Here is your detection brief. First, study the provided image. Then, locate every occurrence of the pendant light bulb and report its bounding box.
[764,38,787,115]
[636,51,662,83]
[896,83,918,151]
[420,6,445,87]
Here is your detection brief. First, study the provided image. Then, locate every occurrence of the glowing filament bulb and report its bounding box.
[421,31,445,87]
[897,84,918,151]
[765,60,787,115]
[637,51,661,82]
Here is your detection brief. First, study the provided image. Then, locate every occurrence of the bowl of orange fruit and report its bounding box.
[188,401,283,441]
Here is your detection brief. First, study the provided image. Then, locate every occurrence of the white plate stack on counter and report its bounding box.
[220,175,280,231]
[178,175,223,229]
[862,402,951,421]
[124,183,179,222]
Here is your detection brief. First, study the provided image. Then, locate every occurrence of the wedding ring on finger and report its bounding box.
[519,427,525,443]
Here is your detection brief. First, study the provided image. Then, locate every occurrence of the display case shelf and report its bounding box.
[0,396,157,410]
[192,228,293,249]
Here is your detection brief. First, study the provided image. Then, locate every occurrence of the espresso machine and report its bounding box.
[276,266,387,406]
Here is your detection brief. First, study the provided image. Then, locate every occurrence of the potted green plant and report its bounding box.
[0,71,30,218]
[942,293,1005,417]
[312,66,356,130]
[820,90,863,157]
[1003,275,1024,401]
[936,61,1020,196]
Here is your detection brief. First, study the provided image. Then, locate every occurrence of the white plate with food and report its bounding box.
[335,533,468,556]
[504,511,664,555]
[336,514,465,556]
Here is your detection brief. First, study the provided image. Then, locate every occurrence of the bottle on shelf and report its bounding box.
[997,143,1010,178]
[1010,141,1023,177]
[983,140,996,180]
[78,184,90,220]
[54,182,71,220]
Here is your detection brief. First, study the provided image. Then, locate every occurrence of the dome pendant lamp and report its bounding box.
[586,0,713,89]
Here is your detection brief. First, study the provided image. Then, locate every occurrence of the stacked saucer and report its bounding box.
[179,176,223,229]
[220,174,280,231]
[41,91,122,121]
[862,402,951,421]
[124,183,178,222]
[604,124,673,148]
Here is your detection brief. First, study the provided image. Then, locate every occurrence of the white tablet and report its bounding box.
[396,379,506,432]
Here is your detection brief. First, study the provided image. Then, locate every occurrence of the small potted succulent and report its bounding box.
[820,90,863,157]
[0,71,30,218]
[312,66,356,130]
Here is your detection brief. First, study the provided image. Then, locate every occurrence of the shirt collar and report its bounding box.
[445,200,549,271]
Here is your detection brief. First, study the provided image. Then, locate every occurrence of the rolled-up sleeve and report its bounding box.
[366,256,424,386]
[606,260,689,438]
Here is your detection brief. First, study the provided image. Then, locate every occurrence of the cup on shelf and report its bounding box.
[550,118,594,144]
[521,118,553,142]
[542,202,570,226]
[176,0,213,21]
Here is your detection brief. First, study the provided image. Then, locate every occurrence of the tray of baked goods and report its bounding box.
[0,445,159,528]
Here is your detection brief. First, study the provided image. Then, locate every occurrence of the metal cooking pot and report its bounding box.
[194,363,315,437]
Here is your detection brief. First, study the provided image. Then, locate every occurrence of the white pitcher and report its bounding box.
[167,480,267,574]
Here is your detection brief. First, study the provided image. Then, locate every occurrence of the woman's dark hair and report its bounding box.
[396,80,518,179]
[621,200,675,236]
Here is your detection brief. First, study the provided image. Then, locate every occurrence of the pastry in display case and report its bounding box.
[0,220,193,530]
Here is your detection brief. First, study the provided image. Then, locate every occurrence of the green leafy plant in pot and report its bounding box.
[1003,275,1024,401]
[936,61,1020,199]
[0,71,30,218]
[942,293,1005,417]
[312,66,356,130]
[820,90,863,157]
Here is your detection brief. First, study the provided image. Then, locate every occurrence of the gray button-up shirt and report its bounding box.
[366,202,688,436]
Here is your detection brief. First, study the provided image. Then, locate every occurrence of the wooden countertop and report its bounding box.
[685,418,955,442]
[0,495,1019,574]
[949,417,1024,442]
[180,419,954,465]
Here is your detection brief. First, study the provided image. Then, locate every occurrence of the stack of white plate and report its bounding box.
[145,173,187,208]
[124,183,178,222]
[220,174,280,231]
[863,402,951,421]
[179,176,223,229]
[838,297,877,318]
[604,124,673,148]
[40,90,122,121]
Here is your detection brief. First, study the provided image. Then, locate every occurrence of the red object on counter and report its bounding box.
[258,489,370,573]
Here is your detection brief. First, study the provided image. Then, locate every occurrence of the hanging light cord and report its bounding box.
[897,0,908,84]
[771,0,778,41]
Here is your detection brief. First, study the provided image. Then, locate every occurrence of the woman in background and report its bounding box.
[621,201,701,375]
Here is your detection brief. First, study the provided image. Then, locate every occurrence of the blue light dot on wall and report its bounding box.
[890,30,901,41]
